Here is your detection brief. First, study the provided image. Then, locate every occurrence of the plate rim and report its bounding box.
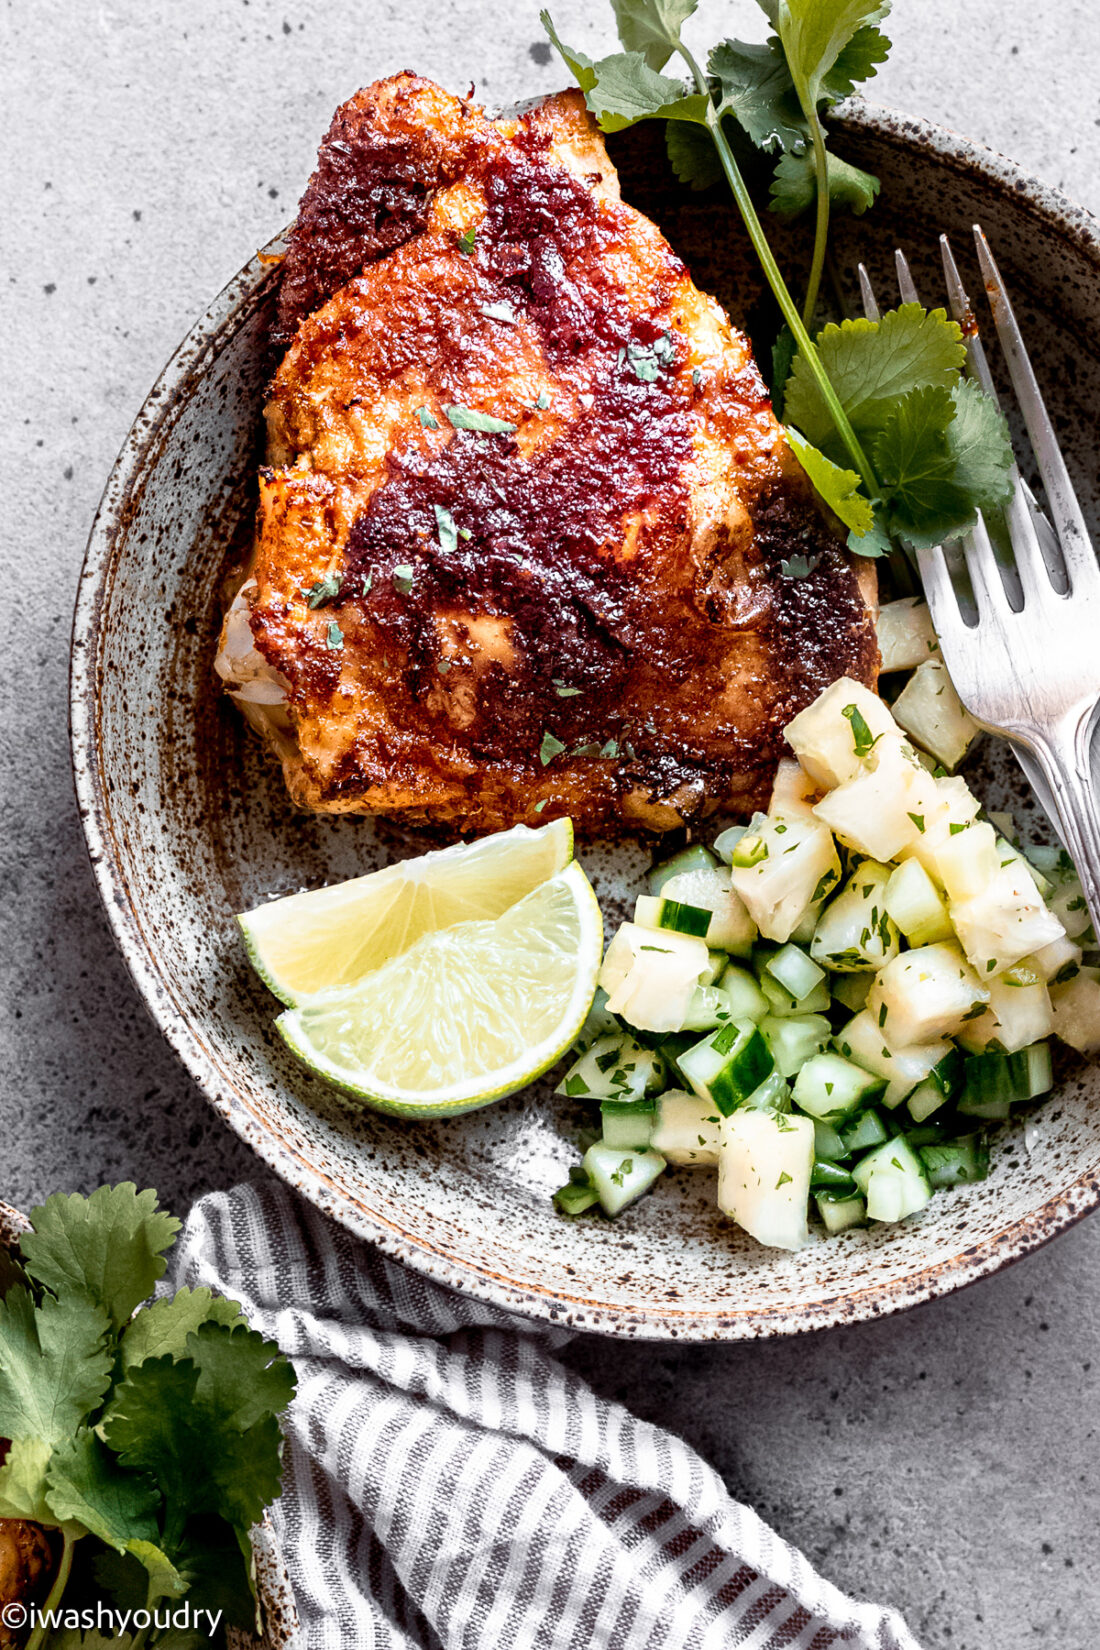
[70,99,1100,1342]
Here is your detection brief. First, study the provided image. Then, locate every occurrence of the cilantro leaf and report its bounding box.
[20,1184,179,1333]
[305,571,342,608]
[770,324,797,416]
[445,404,517,434]
[119,1286,244,1371]
[665,121,722,189]
[585,51,708,131]
[610,0,697,69]
[0,1287,112,1446]
[173,1517,259,1631]
[942,376,1016,516]
[0,1436,53,1523]
[186,1320,297,1433]
[778,0,892,109]
[787,427,875,536]
[849,505,893,557]
[873,379,1014,548]
[540,10,598,93]
[434,502,459,554]
[769,149,879,219]
[708,36,806,152]
[46,1428,161,1553]
[102,1354,285,1546]
[784,303,966,459]
[824,20,892,96]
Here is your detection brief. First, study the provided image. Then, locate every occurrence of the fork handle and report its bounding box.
[1024,705,1100,941]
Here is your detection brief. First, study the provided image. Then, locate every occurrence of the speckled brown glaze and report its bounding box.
[72,103,1100,1341]
[0,1204,298,1648]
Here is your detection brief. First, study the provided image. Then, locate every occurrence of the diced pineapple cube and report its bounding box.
[1050,967,1100,1053]
[650,1089,721,1165]
[598,922,711,1033]
[813,740,928,862]
[810,860,900,972]
[956,973,1054,1054]
[729,814,841,944]
[717,1108,814,1251]
[836,1009,953,1106]
[784,677,902,790]
[892,658,980,770]
[1032,934,1083,983]
[898,775,983,879]
[950,865,1066,977]
[932,821,1001,902]
[876,597,939,672]
[867,941,988,1044]
[768,758,820,820]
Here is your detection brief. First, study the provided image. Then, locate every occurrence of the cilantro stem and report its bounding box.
[676,43,879,498]
[801,107,831,330]
[25,1529,76,1650]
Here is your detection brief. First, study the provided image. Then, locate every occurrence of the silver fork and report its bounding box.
[856,230,1100,935]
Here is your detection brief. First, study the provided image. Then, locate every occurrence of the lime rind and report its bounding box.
[275,862,602,1116]
[238,817,574,1006]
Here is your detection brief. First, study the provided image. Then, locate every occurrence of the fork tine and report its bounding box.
[962,509,1013,620]
[941,232,1062,603]
[914,541,966,644]
[894,249,920,305]
[857,263,880,322]
[973,226,1099,591]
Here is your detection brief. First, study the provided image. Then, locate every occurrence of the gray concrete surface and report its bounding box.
[3,1,1099,1644]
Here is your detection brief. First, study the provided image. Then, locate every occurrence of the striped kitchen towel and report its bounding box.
[174,1182,921,1650]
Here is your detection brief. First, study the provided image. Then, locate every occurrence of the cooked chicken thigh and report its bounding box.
[219,74,877,836]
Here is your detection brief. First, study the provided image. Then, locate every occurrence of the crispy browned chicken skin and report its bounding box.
[219,75,877,836]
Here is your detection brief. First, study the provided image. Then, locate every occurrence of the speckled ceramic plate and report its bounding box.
[71,102,1100,1340]
[0,1203,300,1647]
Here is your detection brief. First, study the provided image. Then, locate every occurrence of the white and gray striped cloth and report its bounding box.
[175,1183,921,1650]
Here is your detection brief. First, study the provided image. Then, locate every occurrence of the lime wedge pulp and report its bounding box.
[238,817,573,1005]
[276,862,603,1116]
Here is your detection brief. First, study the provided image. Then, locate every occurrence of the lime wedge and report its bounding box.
[276,862,602,1116]
[238,818,573,1005]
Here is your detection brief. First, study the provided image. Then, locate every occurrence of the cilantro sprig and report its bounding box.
[543,0,1015,559]
[0,1185,294,1647]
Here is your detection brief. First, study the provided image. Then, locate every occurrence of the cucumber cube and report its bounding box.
[919,1136,989,1188]
[583,1144,667,1216]
[599,1098,657,1150]
[813,1119,849,1161]
[759,971,831,1018]
[816,1193,868,1234]
[850,1137,932,1222]
[717,1108,814,1251]
[792,1050,885,1122]
[552,1173,600,1216]
[717,964,770,1023]
[810,1160,858,1194]
[650,1089,721,1165]
[647,843,717,896]
[764,943,826,1001]
[634,893,712,939]
[838,1107,890,1153]
[660,865,758,954]
[678,1020,774,1115]
[884,858,953,946]
[906,1078,949,1124]
[760,1013,831,1078]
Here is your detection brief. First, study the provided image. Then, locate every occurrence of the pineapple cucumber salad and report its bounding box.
[553,601,1100,1251]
